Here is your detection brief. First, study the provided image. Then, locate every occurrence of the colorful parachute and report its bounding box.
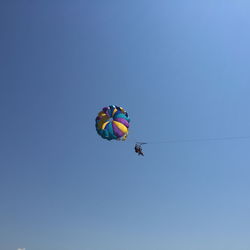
[95,105,130,141]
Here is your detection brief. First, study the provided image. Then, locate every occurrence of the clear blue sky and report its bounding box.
[1,1,250,250]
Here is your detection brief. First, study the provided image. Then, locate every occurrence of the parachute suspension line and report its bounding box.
[139,135,250,145]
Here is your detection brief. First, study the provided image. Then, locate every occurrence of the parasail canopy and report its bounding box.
[95,105,130,141]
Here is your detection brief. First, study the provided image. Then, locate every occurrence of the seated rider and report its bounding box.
[135,144,144,156]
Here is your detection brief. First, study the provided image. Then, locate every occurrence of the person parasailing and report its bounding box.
[134,142,146,156]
